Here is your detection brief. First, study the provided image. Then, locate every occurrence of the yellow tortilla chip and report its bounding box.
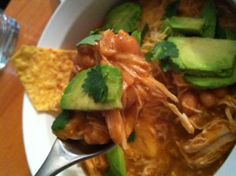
[12,45,77,111]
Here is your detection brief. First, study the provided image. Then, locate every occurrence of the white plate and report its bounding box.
[22,0,236,175]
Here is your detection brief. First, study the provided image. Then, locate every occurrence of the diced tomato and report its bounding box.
[99,30,143,57]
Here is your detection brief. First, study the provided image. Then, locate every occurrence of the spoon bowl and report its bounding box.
[35,138,114,176]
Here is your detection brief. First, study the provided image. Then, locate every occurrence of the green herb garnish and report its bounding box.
[128,131,136,143]
[76,34,102,47]
[131,24,149,45]
[51,111,71,132]
[145,41,178,72]
[131,30,142,44]
[82,65,108,103]
[146,41,179,62]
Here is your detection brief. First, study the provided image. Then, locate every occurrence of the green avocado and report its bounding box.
[185,63,236,89]
[103,2,141,33]
[168,37,236,77]
[61,65,123,111]
[164,16,204,35]
[105,145,127,176]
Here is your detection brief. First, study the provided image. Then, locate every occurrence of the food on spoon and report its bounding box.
[52,111,110,144]
[12,45,77,111]
[61,65,123,111]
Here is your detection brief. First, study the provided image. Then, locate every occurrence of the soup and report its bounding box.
[50,0,236,175]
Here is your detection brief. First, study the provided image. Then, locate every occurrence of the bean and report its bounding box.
[181,92,198,115]
[213,88,227,98]
[200,91,216,108]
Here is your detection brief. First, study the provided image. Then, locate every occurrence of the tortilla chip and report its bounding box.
[12,45,77,111]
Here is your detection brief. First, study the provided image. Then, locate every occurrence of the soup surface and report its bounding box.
[53,0,236,175]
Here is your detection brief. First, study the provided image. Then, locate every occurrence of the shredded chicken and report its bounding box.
[166,103,195,134]
[178,119,236,168]
[97,30,179,149]
[103,110,128,149]
[225,107,236,129]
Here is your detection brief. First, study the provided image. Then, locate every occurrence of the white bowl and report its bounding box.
[22,0,236,175]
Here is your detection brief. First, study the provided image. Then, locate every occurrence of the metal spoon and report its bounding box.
[35,138,114,176]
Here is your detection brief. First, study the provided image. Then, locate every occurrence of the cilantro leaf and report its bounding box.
[131,30,142,44]
[51,111,71,132]
[145,41,178,72]
[82,65,108,103]
[89,28,103,35]
[76,34,102,48]
[145,52,153,62]
[128,131,136,143]
[131,24,149,45]
[161,60,172,72]
[146,41,178,62]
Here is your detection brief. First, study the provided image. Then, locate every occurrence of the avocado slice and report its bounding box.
[105,145,127,176]
[185,63,236,89]
[103,2,141,33]
[164,16,204,35]
[61,65,123,111]
[168,37,236,77]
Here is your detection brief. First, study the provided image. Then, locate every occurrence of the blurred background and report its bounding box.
[0,0,10,10]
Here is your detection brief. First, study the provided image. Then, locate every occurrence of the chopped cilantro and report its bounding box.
[131,24,149,45]
[76,34,102,48]
[89,28,103,35]
[131,30,142,44]
[145,52,153,62]
[146,41,178,62]
[128,131,136,143]
[145,41,178,72]
[51,111,71,132]
[82,65,108,103]
[161,60,172,72]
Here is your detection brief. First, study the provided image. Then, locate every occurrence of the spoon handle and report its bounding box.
[35,139,84,176]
